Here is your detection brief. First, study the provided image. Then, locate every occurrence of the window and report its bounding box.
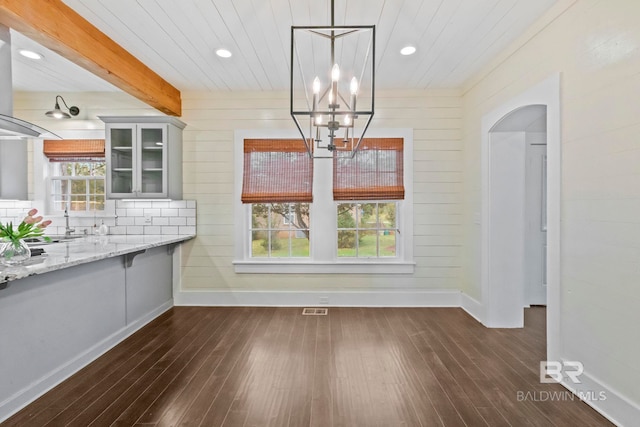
[43,139,106,213]
[234,129,413,274]
[50,161,106,212]
[241,139,313,258]
[334,138,403,259]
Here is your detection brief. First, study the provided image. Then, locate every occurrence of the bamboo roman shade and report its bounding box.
[241,139,313,203]
[43,139,105,161]
[333,138,404,200]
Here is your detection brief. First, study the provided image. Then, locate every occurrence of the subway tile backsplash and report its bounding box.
[0,200,197,236]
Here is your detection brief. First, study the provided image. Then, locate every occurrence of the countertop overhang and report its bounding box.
[0,234,195,285]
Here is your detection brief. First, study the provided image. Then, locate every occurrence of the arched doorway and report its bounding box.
[480,74,561,361]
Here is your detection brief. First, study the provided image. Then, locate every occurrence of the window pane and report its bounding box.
[251,204,270,228]
[52,197,67,211]
[89,195,105,211]
[70,195,86,211]
[273,204,291,230]
[95,179,105,193]
[380,231,396,257]
[94,162,106,177]
[71,180,86,196]
[337,203,356,228]
[60,163,73,176]
[60,180,70,195]
[379,202,397,228]
[359,230,378,256]
[76,162,91,176]
[360,203,378,228]
[337,230,356,256]
[290,230,310,257]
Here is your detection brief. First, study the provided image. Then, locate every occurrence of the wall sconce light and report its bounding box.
[45,95,80,119]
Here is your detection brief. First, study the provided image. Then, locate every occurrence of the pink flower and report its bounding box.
[38,220,52,229]
[27,208,38,216]
[32,216,43,223]
[23,216,36,225]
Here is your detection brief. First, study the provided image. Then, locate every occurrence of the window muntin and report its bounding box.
[337,202,397,258]
[251,203,310,258]
[50,161,106,212]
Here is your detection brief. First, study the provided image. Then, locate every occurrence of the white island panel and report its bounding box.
[0,235,192,422]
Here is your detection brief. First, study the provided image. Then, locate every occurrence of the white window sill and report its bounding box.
[233,260,415,274]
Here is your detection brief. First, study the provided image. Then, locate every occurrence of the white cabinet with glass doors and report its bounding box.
[100,116,185,199]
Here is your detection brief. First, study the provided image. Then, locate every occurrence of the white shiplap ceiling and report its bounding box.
[11,0,557,92]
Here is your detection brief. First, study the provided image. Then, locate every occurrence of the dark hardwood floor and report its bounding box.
[3,306,613,426]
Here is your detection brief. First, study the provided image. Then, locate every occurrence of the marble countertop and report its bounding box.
[0,234,195,286]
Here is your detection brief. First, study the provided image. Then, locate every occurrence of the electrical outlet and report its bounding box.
[144,215,152,224]
[319,296,329,305]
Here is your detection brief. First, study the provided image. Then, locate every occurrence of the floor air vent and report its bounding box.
[302,308,328,316]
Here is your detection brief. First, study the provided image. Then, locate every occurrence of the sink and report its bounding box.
[24,235,86,246]
[48,235,86,240]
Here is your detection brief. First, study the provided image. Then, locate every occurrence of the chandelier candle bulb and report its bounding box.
[350,77,358,112]
[331,64,340,106]
[312,77,320,111]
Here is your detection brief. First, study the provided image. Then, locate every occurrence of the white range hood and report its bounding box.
[0,25,59,140]
[0,114,61,140]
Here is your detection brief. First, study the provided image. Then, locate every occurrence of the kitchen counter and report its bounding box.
[0,233,194,421]
[0,234,195,286]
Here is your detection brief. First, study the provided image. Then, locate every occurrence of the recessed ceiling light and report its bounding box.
[400,46,416,56]
[18,49,43,60]
[216,49,232,58]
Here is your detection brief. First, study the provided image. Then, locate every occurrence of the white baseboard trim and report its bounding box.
[175,289,462,307]
[561,369,640,427]
[460,292,484,323]
[0,300,173,423]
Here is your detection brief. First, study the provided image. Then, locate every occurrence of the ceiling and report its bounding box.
[11,0,557,93]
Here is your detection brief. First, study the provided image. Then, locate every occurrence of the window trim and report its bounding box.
[233,128,414,274]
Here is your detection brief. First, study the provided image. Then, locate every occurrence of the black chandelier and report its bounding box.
[290,0,375,158]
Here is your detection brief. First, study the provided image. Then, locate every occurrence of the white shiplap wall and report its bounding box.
[13,89,464,298]
[461,0,640,423]
[180,89,463,294]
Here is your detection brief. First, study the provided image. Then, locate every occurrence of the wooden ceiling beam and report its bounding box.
[0,0,181,116]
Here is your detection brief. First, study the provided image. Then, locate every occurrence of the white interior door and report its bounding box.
[524,143,547,306]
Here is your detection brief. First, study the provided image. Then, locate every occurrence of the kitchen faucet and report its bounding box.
[64,208,75,237]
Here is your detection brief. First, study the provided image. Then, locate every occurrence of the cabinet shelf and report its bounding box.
[113,168,133,172]
[142,168,163,172]
[112,146,133,151]
[142,146,163,151]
